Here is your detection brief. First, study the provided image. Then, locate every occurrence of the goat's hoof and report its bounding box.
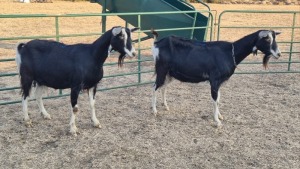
[41,113,51,120]
[93,122,102,129]
[69,126,79,136]
[165,106,170,111]
[70,129,80,136]
[218,114,224,120]
[91,119,101,128]
[216,122,223,128]
[24,119,32,127]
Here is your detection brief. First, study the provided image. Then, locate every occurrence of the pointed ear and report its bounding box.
[259,31,270,38]
[131,27,139,32]
[112,27,122,36]
[275,31,281,35]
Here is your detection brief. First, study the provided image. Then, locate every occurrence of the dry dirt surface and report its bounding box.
[0,1,300,169]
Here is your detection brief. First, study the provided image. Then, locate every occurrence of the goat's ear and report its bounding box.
[112,27,122,36]
[275,31,281,35]
[131,27,139,32]
[258,30,269,38]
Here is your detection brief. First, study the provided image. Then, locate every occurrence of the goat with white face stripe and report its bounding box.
[16,26,139,135]
[151,30,281,127]
[111,27,139,66]
[253,31,281,68]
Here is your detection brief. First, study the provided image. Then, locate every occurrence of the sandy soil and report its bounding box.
[0,1,300,169]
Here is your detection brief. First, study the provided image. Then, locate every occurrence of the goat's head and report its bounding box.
[110,26,139,66]
[252,30,281,68]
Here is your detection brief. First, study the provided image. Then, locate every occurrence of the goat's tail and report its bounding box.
[16,43,26,73]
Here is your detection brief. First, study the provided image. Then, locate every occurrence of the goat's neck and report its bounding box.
[92,30,112,64]
[233,32,258,65]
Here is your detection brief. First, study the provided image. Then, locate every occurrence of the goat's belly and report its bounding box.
[169,71,208,83]
[36,80,71,89]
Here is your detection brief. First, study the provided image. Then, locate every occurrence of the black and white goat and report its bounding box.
[151,29,281,127]
[16,26,139,135]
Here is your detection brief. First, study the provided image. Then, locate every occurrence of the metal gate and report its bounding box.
[1,10,299,105]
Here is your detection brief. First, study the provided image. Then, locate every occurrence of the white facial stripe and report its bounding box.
[269,32,281,58]
[122,28,128,46]
[268,32,273,45]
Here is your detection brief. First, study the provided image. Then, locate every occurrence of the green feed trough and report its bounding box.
[94,0,209,41]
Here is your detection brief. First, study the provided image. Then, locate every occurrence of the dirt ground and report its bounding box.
[0,1,300,169]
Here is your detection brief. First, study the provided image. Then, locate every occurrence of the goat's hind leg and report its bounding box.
[35,85,51,120]
[22,96,32,127]
[88,87,101,128]
[152,83,158,116]
[161,75,172,111]
[152,67,168,116]
[21,77,33,127]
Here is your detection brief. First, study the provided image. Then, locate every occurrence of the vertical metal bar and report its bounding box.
[55,16,63,95]
[55,16,59,41]
[288,12,296,71]
[102,0,107,33]
[137,14,141,83]
[209,11,214,41]
[217,12,223,41]
[190,12,197,39]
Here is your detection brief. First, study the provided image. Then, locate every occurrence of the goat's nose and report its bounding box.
[132,52,136,57]
[278,53,281,57]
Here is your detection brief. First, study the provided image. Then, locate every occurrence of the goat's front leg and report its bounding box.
[35,85,51,120]
[69,87,80,136]
[88,87,101,128]
[217,90,223,120]
[211,87,222,127]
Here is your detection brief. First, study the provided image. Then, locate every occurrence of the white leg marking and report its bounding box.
[161,75,172,111]
[161,87,169,111]
[216,91,223,120]
[152,84,158,116]
[88,89,101,128]
[35,85,51,120]
[69,105,78,136]
[212,100,222,127]
[22,97,32,127]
